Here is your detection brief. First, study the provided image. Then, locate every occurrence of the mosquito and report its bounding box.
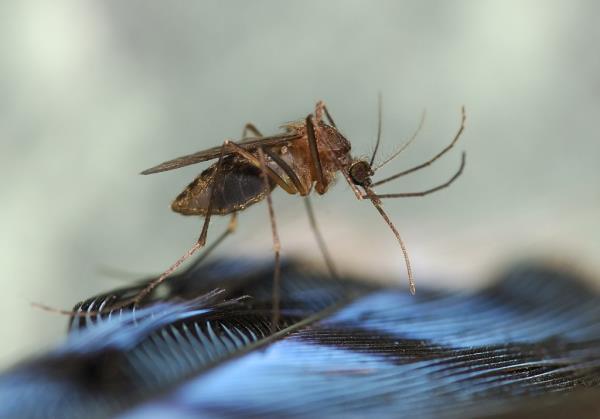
[113,100,466,323]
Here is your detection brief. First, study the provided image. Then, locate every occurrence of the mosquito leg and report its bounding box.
[304,196,338,279]
[181,212,238,273]
[305,114,326,192]
[37,140,237,317]
[124,143,235,307]
[32,212,239,318]
[368,152,466,199]
[98,212,238,281]
[67,139,297,316]
[132,138,299,306]
[363,186,416,295]
[241,129,306,195]
[263,143,336,279]
[223,141,297,194]
[100,140,234,312]
[371,106,466,187]
[242,123,263,139]
[257,147,282,332]
[315,100,337,128]
[263,148,308,195]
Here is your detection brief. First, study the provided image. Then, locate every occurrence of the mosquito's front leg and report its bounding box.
[367,152,466,199]
[371,107,466,187]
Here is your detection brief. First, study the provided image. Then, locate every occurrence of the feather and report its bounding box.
[1,260,599,419]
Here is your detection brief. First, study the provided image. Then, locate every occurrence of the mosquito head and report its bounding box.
[349,160,374,187]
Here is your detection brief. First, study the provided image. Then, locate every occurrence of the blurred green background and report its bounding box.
[1,1,599,369]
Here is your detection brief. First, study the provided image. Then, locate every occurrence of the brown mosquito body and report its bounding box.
[109,100,466,325]
[167,119,352,217]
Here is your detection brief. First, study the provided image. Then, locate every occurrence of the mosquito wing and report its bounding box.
[141,133,302,175]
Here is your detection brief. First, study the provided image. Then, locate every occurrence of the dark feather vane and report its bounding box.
[1,259,600,418]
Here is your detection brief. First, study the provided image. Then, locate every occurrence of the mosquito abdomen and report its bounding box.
[171,156,275,216]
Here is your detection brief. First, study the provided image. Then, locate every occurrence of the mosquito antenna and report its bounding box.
[372,106,465,187]
[364,187,416,294]
[368,93,383,167]
[373,109,426,172]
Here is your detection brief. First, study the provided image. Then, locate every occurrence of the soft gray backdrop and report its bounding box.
[1,1,599,369]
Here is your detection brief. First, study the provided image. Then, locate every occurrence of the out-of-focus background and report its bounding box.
[1,1,599,369]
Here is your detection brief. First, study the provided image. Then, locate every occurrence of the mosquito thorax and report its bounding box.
[349,160,374,186]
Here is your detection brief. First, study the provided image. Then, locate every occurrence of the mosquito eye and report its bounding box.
[349,161,372,186]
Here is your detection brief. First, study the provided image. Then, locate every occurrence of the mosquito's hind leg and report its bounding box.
[242,123,263,139]
[131,137,299,307]
[257,146,282,332]
[34,212,240,318]
[103,136,299,314]
[181,212,238,273]
[99,142,237,312]
[315,100,337,128]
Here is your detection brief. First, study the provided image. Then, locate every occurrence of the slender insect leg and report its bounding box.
[64,139,298,316]
[47,141,298,317]
[224,141,297,194]
[363,186,416,295]
[371,106,466,187]
[131,138,299,306]
[261,150,338,282]
[103,139,241,311]
[32,213,240,318]
[99,213,239,281]
[303,196,339,279]
[257,147,282,332]
[181,212,238,272]
[261,150,339,283]
[259,150,338,284]
[305,114,325,192]
[125,142,235,306]
[368,152,466,199]
[242,123,263,139]
[315,100,337,128]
